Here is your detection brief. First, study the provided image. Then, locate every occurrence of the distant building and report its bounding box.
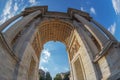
[58,71,70,80]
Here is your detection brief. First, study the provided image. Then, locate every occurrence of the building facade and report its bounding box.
[0,6,120,80]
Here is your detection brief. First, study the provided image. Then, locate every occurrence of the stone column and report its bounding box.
[3,10,41,45]
[0,13,23,31]
[74,14,108,48]
[73,20,99,80]
[91,19,117,41]
[13,18,40,59]
[67,50,74,80]
[73,20,99,56]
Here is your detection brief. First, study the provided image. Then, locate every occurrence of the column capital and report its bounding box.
[74,13,108,48]
[67,8,92,21]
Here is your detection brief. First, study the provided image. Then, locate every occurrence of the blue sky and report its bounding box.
[0,0,120,78]
[40,41,69,78]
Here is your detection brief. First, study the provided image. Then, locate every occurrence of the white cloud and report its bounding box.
[112,0,120,14]
[41,49,51,63]
[41,66,48,72]
[29,0,40,6]
[29,0,38,5]
[90,7,96,15]
[80,7,84,11]
[0,16,7,25]
[3,0,12,16]
[0,0,12,25]
[0,0,19,25]
[29,0,36,3]
[108,22,116,35]
[14,3,18,12]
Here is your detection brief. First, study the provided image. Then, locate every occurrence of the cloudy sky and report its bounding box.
[40,41,69,78]
[0,0,120,78]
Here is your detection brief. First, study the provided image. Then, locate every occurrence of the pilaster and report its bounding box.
[91,19,117,41]
[3,10,41,46]
[74,14,108,49]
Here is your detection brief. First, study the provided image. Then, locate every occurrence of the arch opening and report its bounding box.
[31,19,86,80]
[39,41,70,79]
[32,19,74,58]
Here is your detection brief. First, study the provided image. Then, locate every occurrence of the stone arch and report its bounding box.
[31,18,99,80]
[32,19,74,57]
[0,6,120,80]
[38,19,74,46]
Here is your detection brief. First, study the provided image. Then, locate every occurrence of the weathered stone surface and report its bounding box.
[3,10,41,45]
[0,6,120,80]
[0,39,17,80]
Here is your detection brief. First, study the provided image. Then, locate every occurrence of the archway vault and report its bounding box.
[32,19,75,57]
[0,6,120,80]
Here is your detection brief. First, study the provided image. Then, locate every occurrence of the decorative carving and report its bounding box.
[69,35,80,61]
[32,32,42,57]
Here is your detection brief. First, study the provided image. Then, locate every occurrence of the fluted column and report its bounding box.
[91,19,117,41]
[74,14,108,48]
[0,13,23,31]
[3,10,41,45]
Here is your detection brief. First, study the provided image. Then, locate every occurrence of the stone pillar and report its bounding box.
[73,20,99,56]
[74,14,108,48]
[3,10,41,45]
[0,13,23,31]
[67,50,74,80]
[72,21,99,80]
[13,18,40,59]
[91,19,117,41]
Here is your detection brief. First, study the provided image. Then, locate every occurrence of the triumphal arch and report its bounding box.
[0,6,120,80]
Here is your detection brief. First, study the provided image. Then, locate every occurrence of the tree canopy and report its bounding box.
[46,72,52,80]
[54,74,62,80]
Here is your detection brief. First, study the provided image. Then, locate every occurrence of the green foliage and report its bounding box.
[54,71,70,80]
[39,76,45,80]
[46,72,52,80]
[63,72,69,80]
[54,74,62,80]
[39,70,52,80]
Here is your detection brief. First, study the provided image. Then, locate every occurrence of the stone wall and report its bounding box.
[0,6,120,80]
[98,43,120,80]
[0,38,17,80]
[16,42,39,80]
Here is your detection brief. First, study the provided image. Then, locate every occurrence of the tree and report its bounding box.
[39,69,45,80]
[40,76,45,80]
[63,72,69,80]
[46,72,52,80]
[54,74,62,80]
